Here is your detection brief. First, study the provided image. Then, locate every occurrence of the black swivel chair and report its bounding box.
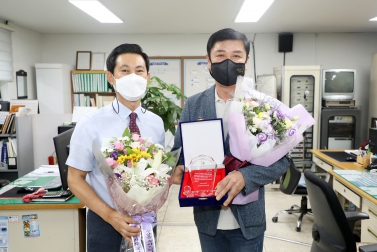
[304,170,377,252]
[0,179,10,188]
[272,159,313,231]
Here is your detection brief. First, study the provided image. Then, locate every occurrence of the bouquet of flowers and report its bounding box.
[227,76,315,167]
[92,127,180,252]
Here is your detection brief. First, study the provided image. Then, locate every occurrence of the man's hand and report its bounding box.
[172,165,184,185]
[215,171,245,206]
[107,210,141,244]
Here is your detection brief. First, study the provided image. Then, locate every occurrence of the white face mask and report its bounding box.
[113,73,147,101]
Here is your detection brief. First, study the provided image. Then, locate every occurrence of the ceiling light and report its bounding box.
[235,0,274,22]
[69,0,122,23]
[370,17,377,21]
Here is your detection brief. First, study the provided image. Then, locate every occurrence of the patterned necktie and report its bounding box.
[129,112,140,136]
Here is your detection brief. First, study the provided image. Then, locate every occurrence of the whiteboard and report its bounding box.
[149,58,182,107]
[183,58,215,98]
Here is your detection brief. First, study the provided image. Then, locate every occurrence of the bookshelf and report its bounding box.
[0,116,34,181]
[70,70,115,109]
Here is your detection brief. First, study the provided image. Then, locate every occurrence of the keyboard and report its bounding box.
[43,177,62,190]
[43,189,72,198]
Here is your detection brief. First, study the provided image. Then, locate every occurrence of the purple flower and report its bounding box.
[288,128,296,136]
[272,108,284,120]
[257,132,268,143]
[111,151,118,160]
[115,173,121,178]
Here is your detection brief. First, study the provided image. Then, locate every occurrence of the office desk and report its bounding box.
[330,170,377,243]
[311,150,377,242]
[311,149,365,171]
[0,172,86,252]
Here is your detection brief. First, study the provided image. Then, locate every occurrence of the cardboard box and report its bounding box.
[178,119,227,207]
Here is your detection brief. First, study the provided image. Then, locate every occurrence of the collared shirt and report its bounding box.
[215,88,241,230]
[66,99,165,208]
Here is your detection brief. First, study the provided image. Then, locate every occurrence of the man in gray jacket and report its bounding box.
[171,28,290,252]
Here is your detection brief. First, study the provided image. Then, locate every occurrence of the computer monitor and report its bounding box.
[53,128,74,191]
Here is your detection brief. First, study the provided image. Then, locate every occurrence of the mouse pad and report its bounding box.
[320,151,356,162]
[0,187,42,198]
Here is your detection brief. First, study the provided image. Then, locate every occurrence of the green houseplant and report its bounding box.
[142,76,187,135]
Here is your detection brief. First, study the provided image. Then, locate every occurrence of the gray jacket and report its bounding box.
[172,85,290,240]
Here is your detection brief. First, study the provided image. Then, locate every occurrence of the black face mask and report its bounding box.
[209,59,246,86]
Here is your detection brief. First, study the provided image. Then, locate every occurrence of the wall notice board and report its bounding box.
[149,57,182,107]
[149,57,215,107]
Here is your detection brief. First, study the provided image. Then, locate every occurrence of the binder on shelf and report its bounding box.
[8,157,16,169]
[1,113,12,134]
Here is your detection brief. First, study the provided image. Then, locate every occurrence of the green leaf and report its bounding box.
[126,147,133,154]
[122,127,131,138]
[161,100,168,111]
[166,156,176,168]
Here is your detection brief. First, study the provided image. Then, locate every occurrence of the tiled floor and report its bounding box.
[156,185,313,252]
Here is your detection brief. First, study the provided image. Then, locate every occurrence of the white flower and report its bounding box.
[253,117,262,128]
[130,141,140,149]
[102,147,114,153]
[136,158,149,175]
[260,120,273,133]
[156,164,172,176]
[121,136,130,141]
[143,168,159,178]
[251,127,257,133]
[154,144,164,150]
[152,150,163,169]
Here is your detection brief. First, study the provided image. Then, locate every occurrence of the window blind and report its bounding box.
[0,26,13,81]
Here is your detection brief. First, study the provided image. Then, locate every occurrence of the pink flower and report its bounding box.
[140,146,146,151]
[132,134,140,141]
[139,138,145,144]
[127,160,132,168]
[106,157,117,169]
[146,142,153,148]
[113,141,123,151]
[146,175,159,186]
[250,101,260,108]
[123,149,128,155]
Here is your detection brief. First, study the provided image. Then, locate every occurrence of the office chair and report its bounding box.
[272,159,329,232]
[304,170,377,252]
[0,179,10,188]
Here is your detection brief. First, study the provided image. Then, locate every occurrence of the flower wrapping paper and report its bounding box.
[228,77,315,167]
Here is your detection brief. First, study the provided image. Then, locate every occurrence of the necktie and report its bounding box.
[129,112,140,136]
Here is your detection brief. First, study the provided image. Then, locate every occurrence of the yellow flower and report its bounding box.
[258,112,263,119]
[132,148,141,155]
[284,118,293,129]
[140,151,152,159]
[264,103,271,111]
[117,155,127,164]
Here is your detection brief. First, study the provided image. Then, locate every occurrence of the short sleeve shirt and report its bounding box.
[66,100,165,208]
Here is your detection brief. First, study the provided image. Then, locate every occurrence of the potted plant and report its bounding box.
[142,76,187,135]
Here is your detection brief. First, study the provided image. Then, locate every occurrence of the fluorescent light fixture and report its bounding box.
[370,17,377,21]
[235,0,274,22]
[69,0,123,23]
